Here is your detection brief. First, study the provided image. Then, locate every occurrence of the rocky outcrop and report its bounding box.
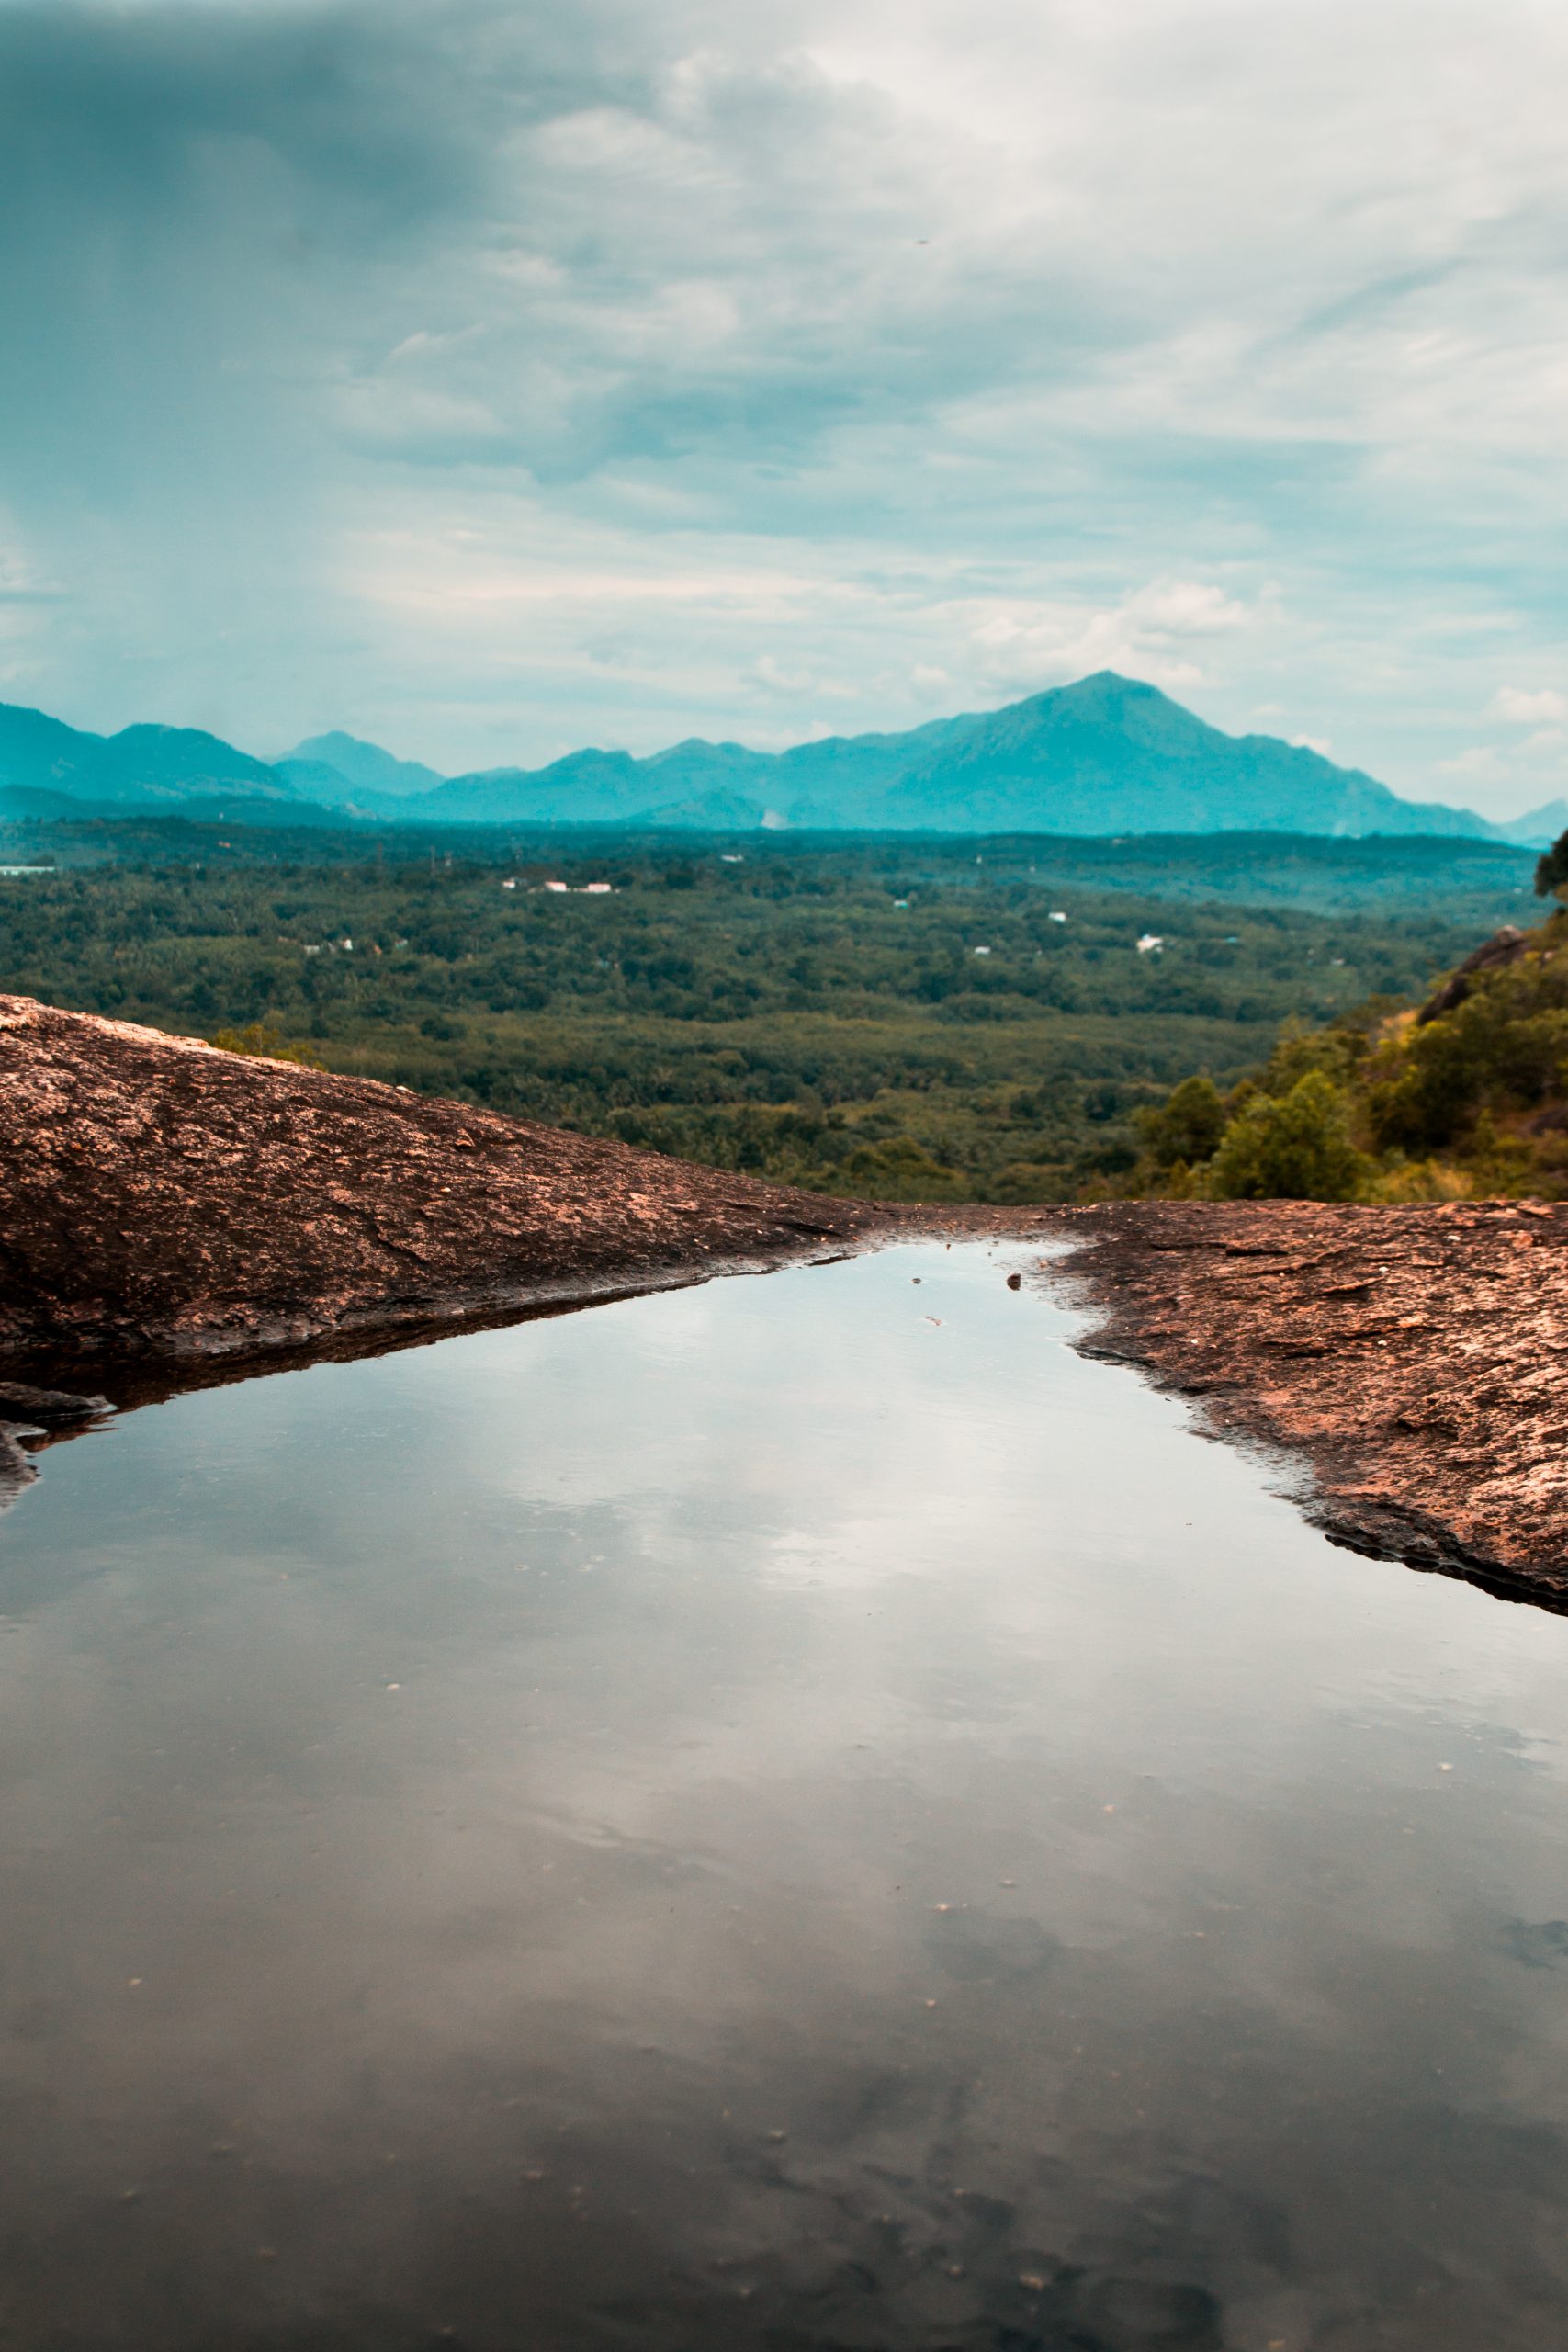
[1415,924,1527,1023]
[1039,1197,1568,1606]
[0,994,885,1372]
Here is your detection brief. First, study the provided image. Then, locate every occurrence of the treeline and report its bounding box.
[0,823,1534,1201]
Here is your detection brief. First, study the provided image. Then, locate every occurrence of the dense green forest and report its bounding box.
[1127,887,1568,1203]
[0,818,1534,1201]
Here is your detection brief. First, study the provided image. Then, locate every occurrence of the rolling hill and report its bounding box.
[0,702,318,823]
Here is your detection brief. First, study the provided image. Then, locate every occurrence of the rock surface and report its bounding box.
[1415,923,1527,1023]
[1034,1198,1568,1607]
[0,994,883,1370]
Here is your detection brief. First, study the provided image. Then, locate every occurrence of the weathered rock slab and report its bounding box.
[1037,1198,1568,1606]
[0,994,884,1372]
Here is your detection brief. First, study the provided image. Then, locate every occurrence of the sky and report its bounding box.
[0,0,1564,814]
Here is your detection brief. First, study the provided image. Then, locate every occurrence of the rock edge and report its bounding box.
[1027,1198,1568,1609]
[0,992,886,1373]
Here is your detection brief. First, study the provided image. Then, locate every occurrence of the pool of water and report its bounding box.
[3,1241,1568,2350]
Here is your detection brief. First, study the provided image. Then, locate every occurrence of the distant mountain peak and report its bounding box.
[1052,668,1161,702]
[1493,797,1568,848]
[282,730,445,798]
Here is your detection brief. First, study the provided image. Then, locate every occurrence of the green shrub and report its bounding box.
[1367,977,1568,1152]
[1536,827,1568,899]
[1258,1016,1366,1095]
[835,1134,966,1201]
[1134,1073,1227,1169]
[1206,1069,1368,1200]
[210,1021,327,1069]
[987,1159,1075,1204]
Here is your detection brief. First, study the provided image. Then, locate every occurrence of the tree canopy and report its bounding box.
[1535,828,1568,899]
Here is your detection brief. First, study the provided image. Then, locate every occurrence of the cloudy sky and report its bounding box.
[1,0,1564,810]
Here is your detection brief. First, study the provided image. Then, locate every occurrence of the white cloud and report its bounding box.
[967,579,1255,695]
[1492,687,1568,726]
[1438,746,1507,782]
[0,0,1565,795]
[751,652,861,701]
[1126,581,1252,639]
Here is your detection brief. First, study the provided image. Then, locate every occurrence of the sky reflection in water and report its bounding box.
[2,1242,1568,2350]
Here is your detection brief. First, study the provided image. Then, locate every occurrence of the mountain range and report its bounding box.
[1,672,1562,845]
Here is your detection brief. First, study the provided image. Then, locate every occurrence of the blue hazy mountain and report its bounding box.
[277,730,445,802]
[0,673,1551,840]
[415,673,1496,837]
[0,699,312,820]
[1495,798,1568,847]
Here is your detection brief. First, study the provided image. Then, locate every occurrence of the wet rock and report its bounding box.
[0,1381,112,1427]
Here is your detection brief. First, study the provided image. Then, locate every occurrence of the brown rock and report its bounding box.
[0,1380,112,1426]
[1043,1198,1568,1608]
[0,994,886,1374]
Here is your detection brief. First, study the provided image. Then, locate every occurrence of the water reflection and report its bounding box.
[2,1244,1567,2348]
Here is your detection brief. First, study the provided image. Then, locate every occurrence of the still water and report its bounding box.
[3,1242,1568,2350]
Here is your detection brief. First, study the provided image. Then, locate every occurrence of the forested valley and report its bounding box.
[0,818,1534,1203]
